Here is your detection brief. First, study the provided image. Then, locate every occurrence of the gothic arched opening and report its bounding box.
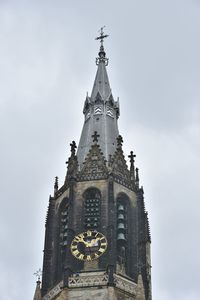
[83,188,101,231]
[55,197,69,283]
[116,193,130,274]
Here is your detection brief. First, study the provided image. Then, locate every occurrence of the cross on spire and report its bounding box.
[95,26,109,48]
[92,131,100,143]
[128,151,136,164]
[95,27,109,65]
[34,268,42,282]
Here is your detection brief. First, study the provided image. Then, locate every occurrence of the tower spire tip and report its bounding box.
[33,268,42,282]
[95,26,109,66]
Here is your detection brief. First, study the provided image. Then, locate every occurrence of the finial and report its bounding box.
[54,176,58,192]
[34,268,42,282]
[136,167,139,188]
[117,135,123,148]
[92,131,100,143]
[70,141,77,156]
[95,26,109,66]
[136,168,139,179]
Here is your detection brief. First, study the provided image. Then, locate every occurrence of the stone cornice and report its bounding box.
[68,271,108,288]
[114,273,137,296]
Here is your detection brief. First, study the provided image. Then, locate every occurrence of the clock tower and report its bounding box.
[34,29,152,300]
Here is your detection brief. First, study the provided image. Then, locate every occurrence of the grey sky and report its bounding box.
[0,1,200,299]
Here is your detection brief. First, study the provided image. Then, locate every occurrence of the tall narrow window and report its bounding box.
[116,194,129,273]
[59,198,69,251]
[84,188,101,230]
[55,197,69,282]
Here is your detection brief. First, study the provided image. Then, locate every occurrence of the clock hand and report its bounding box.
[85,238,100,248]
[78,236,88,246]
[90,238,99,246]
[85,241,91,247]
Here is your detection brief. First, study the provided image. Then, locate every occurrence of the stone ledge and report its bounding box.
[42,281,63,300]
[42,272,138,299]
[68,271,108,288]
[114,273,137,296]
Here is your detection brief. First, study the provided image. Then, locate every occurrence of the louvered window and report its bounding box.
[116,194,129,271]
[84,188,101,230]
[59,201,69,250]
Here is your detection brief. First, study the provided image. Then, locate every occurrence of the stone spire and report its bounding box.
[77,28,120,168]
[90,59,111,102]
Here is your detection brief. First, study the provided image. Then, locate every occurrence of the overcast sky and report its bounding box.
[0,1,200,299]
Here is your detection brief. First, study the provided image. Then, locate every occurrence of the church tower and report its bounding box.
[35,29,152,300]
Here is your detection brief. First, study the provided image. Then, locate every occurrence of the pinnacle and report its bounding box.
[33,280,42,300]
[136,274,146,300]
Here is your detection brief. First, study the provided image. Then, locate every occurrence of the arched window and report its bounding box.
[83,188,101,230]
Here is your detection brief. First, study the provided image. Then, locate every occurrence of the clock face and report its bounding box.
[70,230,107,261]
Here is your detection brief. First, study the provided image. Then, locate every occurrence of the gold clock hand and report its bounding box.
[85,241,91,247]
[77,235,88,246]
[89,238,99,247]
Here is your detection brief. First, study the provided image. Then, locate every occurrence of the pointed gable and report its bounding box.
[95,91,103,103]
[111,148,130,182]
[111,136,132,189]
[107,93,114,106]
[77,143,108,181]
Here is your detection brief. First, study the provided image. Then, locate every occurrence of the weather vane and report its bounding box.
[95,26,109,66]
[34,268,42,281]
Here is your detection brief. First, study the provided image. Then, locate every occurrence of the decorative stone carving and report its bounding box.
[111,146,133,189]
[77,143,108,181]
[68,272,108,288]
[66,155,78,179]
[42,273,139,299]
[114,274,137,296]
[42,281,63,300]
